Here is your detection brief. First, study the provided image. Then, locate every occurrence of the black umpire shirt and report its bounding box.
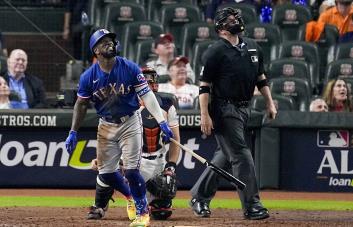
[200,37,265,102]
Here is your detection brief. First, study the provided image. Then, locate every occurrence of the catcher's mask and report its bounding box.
[142,67,159,92]
[215,7,244,34]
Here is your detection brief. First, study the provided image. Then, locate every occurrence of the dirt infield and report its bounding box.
[0,190,353,227]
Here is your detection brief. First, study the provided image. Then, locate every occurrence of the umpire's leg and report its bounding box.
[215,107,262,211]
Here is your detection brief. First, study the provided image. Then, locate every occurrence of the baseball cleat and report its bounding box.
[127,198,137,221]
[244,206,270,220]
[189,198,211,218]
[87,205,105,220]
[129,213,150,227]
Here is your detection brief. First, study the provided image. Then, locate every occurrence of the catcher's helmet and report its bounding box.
[214,7,244,34]
[141,66,159,92]
[89,29,117,53]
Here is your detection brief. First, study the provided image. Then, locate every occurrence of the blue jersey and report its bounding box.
[77,56,150,118]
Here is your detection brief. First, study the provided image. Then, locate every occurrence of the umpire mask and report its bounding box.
[215,7,245,35]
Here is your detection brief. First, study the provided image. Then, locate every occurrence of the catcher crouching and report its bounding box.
[90,67,180,220]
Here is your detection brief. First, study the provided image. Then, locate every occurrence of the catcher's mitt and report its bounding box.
[146,170,177,200]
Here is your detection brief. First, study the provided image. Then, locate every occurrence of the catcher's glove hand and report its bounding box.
[146,162,177,200]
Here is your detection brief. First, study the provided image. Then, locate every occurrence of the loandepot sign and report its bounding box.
[0,135,96,170]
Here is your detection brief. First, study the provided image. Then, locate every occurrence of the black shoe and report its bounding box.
[244,206,270,220]
[87,206,105,220]
[189,198,211,218]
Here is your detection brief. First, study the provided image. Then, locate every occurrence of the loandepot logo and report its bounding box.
[0,135,96,170]
[329,177,353,187]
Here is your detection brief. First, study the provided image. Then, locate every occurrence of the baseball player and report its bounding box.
[90,67,180,220]
[64,29,174,227]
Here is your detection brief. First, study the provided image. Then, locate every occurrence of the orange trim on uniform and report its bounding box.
[144,127,160,153]
[305,21,325,42]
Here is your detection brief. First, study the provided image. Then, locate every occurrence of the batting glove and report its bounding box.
[159,121,173,143]
[164,161,176,174]
[65,130,77,154]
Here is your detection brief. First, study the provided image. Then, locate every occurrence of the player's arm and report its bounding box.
[166,105,180,165]
[70,97,90,131]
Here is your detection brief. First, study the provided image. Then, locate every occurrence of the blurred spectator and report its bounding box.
[0,76,11,109]
[205,0,261,24]
[3,49,47,109]
[309,98,329,112]
[322,79,353,112]
[318,0,353,41]
[146,33,195,83]
[63,0,88,60]
[158,56,199,109]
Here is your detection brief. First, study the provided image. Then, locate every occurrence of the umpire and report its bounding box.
[190,7,277,220]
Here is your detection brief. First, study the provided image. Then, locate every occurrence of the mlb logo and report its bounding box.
[317,130,349,148]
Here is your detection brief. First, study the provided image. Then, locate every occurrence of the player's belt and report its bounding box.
[216,98,249,108]
[142,153,163,160]
[102,112,135,125]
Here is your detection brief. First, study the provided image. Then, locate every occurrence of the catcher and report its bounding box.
[90,67,180,220]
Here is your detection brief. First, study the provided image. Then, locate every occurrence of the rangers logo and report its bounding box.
[283,81,296,93]
[139,25,152,37]
[340,64,352,75]
[120,6,132,18]
[350,48,353,58]
[197,27,210,39]
[284,9,297,21]
[174,7,187,19]
[317,130,349,148]
[282,64,295,76]
[291,45,303,58]
[253,27,266,40]
[137,73,146,82]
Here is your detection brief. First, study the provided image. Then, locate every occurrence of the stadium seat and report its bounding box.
[191,40,217,84]
[272,3,312,41]
[0,55,7,75]
[216,3,258,25]
[135,39,158,66]
[245,23,281,67]
[121,21,163,60]
[146,0,194,21]
[156,91,179,110]
[328,43,353,64]
[269,77,311,111]
[268,58,311,89]
[103,2,147,41]
[88,0,142,27]
[180,22,218,61]
[324,59,353,86]
[277,41,320,90]
[250,94,297,112]
[297,23,339,82]
[160,4,201,51]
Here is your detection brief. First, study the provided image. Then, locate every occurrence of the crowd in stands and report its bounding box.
[0,0,352,112]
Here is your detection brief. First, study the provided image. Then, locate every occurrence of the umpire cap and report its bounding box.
[89,29,117,53]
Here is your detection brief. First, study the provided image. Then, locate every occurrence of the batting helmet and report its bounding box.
[141,67,159,92]
[214,7,244,34]
[89,29,117,53]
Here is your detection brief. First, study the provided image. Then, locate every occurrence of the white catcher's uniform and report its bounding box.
[138,93,179,182]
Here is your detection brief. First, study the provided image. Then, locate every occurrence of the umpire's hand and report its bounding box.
[267,102,277,120]
[201,113,213,136]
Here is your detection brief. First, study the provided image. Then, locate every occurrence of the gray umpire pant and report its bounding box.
[190,104,262,211]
